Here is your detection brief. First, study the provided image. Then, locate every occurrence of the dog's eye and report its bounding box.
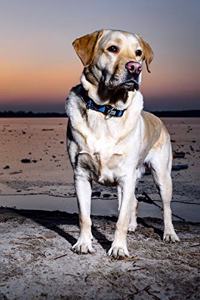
[135,49,142,56]
[107,45,119,53]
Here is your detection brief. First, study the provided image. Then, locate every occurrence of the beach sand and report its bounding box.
[0,117,200,299]
[0,208,199,299]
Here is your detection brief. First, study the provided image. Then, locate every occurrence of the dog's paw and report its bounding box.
[108,244,129,259]
[72,238,95,254]
[163,230,180,243]
[128,222,137,233]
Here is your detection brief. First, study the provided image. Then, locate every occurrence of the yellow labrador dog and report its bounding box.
[66,29,179,258]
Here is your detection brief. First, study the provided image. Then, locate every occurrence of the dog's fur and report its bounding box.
[66,29,179,258]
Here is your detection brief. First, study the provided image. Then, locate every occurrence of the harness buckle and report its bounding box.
[105,107,115,119]
[86,99,93,110]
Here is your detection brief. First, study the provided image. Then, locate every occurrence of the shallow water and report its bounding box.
[1,194,199,222]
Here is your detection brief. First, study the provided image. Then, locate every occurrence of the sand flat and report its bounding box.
[0,117,199,204]
[0,118,73,194]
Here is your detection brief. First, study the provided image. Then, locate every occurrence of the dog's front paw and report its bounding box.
[72,237,95,254]
[163,229,180,243]
[108,243,129,259]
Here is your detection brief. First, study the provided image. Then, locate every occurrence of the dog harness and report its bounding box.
[79,85,126,118]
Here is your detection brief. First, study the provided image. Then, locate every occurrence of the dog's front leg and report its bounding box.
[72,174,95,254]
[108,175,135,258]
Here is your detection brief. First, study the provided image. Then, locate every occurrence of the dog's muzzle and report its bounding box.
[108,61,142,91]
[121,61,142,90]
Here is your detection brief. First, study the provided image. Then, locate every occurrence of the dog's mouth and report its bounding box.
[119,78,139,91]
[96,70,140,104]
[108,73,140,91]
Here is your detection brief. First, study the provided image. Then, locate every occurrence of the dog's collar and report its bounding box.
[78,85,126,119]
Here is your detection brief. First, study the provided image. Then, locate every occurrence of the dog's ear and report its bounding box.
[138,36,154,73]
[72,30,103,66]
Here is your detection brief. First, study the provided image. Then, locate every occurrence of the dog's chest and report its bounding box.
[78,149,124,184]
[76,114,137,184]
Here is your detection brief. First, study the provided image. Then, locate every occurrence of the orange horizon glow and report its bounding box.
[0,60,82,103]
[1,58,199,105]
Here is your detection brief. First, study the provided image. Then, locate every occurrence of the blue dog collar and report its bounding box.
[79,85,126,118]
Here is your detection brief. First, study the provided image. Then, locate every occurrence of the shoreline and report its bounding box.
[0,111,200,118]
[1,194,200,223]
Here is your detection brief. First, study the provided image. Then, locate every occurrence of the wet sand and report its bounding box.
[0,118,200,205]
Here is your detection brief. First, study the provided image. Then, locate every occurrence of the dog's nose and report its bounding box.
[125,61,142,74]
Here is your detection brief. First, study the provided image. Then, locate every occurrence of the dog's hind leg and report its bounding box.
[117,186,122,211]
[128,166,143,232]
[149,144,180,242]
[72,174,95,254]
[118,185,138,232]
[128,196,138,232]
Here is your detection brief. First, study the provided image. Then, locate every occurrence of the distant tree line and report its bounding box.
[0,110,199,118]
[0,111,66,118]
[152,110,200,117]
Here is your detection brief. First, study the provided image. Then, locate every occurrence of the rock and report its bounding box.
[102,193,111,198]
[172,164,188,171]
[190,145,194,151]
[3,165,10,169]
[21,158,31,163]
[10,171,23,175]
[92,191,101,198]
[173,151,185,159]
[42,128,54,131]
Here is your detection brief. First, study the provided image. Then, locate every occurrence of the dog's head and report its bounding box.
[73,30,153,103]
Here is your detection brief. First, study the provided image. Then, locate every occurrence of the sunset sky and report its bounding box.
[0,0,199,112]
